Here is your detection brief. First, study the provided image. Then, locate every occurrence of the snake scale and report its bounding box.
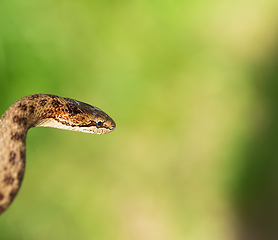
[0,94,116,215]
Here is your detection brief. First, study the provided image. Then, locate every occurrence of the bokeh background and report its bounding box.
[1,0,278,239]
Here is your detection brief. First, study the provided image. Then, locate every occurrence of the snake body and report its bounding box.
[0,94,115,215]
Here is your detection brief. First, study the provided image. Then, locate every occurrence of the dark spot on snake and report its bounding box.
[17,103,27,111]
[9,189,17,201]
[29,105,35,114]
[17,170,24,182]
[66,103,83,117]
[59,120,71,126]
[9,151,16,165]
[13,116,27,126]
[49,94,58,99]
[11,133,17,141]
[20,150,26,161]
[45,109,54,117]
[20,153,26,165]
[29,94,39,100]
[19,117,27,126]
[4,167,7,171]
[77,121,96,128]
[40,99,47,106]
[11,132,25,142]
[20,104,27,111]
[13,115,20,123]
[4,175,14,185]
[67,104,76,116]
[0,193,4,200]
[52,99,61,108]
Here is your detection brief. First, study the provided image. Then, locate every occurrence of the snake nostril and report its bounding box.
[111,121,116,129]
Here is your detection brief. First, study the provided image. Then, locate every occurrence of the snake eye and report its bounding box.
[97,121,103,127]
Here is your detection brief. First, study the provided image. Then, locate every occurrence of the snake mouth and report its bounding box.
[75,118,116,131]
[110,120,116,130]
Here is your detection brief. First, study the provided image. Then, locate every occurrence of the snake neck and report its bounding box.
[0,94,63,214]
[0,94,64,214]
[0,98,31,214]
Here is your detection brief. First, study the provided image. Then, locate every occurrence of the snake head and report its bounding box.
[63,98,116,134]
[36,96,116,135]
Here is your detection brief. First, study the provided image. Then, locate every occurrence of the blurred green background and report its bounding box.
[1,0,278,239]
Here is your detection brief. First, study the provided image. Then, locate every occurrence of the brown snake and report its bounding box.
[0,94,116,215]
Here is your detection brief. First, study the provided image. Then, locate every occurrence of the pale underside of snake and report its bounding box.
[0,94,116,215]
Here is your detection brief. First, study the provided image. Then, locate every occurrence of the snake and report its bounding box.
[0,94,116,215]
